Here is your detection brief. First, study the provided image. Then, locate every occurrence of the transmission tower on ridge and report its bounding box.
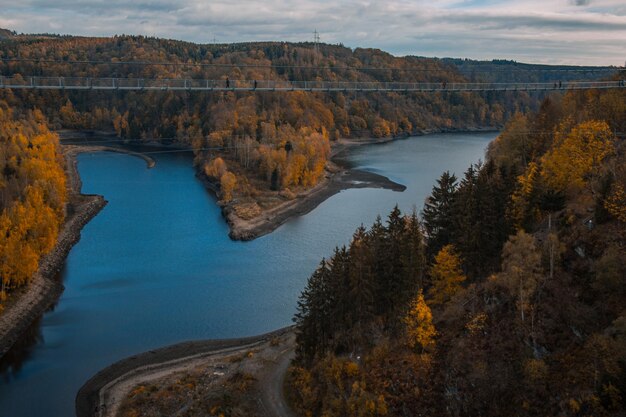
[313,29,320,54]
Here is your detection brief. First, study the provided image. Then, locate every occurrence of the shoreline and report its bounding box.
[209,136,406,241]
[0,145,155,359]
[64,145,156,169]
[57,128,497,242]
[75,326,295,417]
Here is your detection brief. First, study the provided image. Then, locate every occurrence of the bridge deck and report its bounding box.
[0,76,624,92]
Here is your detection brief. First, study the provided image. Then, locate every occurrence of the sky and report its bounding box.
[0,0,625,66]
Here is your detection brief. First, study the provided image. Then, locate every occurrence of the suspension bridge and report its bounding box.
[0,75,624,92]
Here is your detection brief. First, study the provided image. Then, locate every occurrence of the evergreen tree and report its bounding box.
[347,225,375,349]
[400,211,426,297]
[453,164,480,276]
[294,259,333,364]
[422,171,458,259]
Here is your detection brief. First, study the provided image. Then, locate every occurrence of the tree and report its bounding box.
[400,211,426,291]
[219,171,237,202]
[499,230,542,323]
[541,120,616,193]
[422,171,458,258]
[404,290,437,353]
[347,225,375,344]
[294,259,333,364]
[428,244,466,306]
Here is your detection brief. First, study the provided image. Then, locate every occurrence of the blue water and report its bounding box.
[0,132,495,416]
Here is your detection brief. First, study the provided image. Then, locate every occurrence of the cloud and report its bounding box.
[0,0,624,65]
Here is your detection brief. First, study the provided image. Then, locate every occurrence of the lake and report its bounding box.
[0,132,496,416]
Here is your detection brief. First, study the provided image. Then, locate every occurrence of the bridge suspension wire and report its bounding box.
[1,76,624,92]
[60,128,626,148]
[1,57,623,74]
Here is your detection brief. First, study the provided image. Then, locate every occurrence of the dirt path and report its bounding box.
[259,344,298,417]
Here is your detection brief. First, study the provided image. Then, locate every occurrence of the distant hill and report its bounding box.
[442,58,619,83]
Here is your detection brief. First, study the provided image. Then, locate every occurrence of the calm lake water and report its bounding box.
[0,132,496,416]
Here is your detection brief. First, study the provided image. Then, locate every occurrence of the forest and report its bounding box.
[0,33,539,208]
[288,75,626,416]
[0,104,67,308]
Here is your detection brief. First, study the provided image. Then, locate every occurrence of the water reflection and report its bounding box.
[0,317,44,381]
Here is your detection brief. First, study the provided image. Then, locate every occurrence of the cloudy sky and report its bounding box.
[0,0,625,65]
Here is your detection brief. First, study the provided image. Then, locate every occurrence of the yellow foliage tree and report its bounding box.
[604,183,626,223]
[204,157,227,179]
[220,171,237,202]
[404,290,437,353]
[0,109,67,303]
[541,120,616,193]
[428,244,466,306]
[509,161,541,229]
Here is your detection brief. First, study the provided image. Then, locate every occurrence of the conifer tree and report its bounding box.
[347,225,375,347]
[400,211,426,296]
[422,171,458,258]
[294,259,333,364]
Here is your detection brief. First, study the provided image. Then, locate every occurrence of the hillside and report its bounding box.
[0,34,535,233]
[1,32,621,242]
[289,81,626,416]
[442,58,619,83]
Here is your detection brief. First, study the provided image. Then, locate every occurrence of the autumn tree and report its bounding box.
[219,171,237,202]
[498,230,543,324]
[541,120,616,193]
[404,290,436,353]
[428,244,466,306]
[0,107,66,303]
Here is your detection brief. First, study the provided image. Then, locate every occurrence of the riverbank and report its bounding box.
[0,145,155,358]
[65,145,156,169]
[209,137,406,241]
[76,327,295,417]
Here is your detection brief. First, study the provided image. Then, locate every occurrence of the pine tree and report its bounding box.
[422,171,458,259]
[347,225,375,348]
[400,211,426,297]
[294,259,333,364]
[453,164,480,276]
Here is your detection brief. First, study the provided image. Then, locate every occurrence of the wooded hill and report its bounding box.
[0,105,67,307]
[289,78,626,416]
[442,58,619,83]
[0,33,536,204]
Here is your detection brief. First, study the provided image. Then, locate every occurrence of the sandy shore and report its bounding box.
[213,137,406,241]
[0,145,154,358]
[75,327,295,417]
